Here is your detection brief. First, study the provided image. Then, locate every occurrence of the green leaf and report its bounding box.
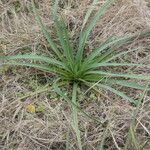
[96,49,115,63]
[129,126,141,150]
[76,0,115,63]
[87,62,150,70]
[52,0,74,65]
[102,49,138,63]
[1,61,71,78]
[85,31,150,64]
[105,80,150,91]
[53,0,59,18]
[53,80,101,123]
[2,62,55,73]
[53,17,68,56]
[98,126,109,150]
[0,54,67,68]
[84,37,115,64]
[32,0,62,60]
[61,18,73,57]
[87,70,150,81]
[98,84,136,104]
[82,74,103,82]
[71,83,82,150]
[81,0,99,31]
[124,84,149,150]
[66,130,71,150]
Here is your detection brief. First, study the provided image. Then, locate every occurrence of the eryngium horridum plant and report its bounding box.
[0,0,150,149]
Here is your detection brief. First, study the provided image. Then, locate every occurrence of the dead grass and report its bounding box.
[0,0,150,149]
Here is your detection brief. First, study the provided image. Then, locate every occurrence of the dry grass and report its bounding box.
[0,0,150,149]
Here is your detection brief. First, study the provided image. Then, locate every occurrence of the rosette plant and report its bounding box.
[0,0,150,149]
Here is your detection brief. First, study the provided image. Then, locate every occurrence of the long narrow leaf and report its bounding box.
[53,80,101,123]
[98,126,109,150]
[96,49,115,63]
[32,0,62,60]
[102,49,138,63]
[81,0,99,31]
[124,85,149,150]
[72,83,82,150]
[87,70,150,81]
[53,18,67,55]
[129,126,141,150]
[66,130,71,150]
[98,84,136,104]
[85,31,150,63]
[76,0,115,63]
[61,18,74,61]
[84,40,115,64]
[105,80,150,91]
[2,62,55,73]
[53,0,59,17]
[86,62,150,70]
[2,61,71,77]
[83,74,104,82]
[52,0,74,64]
[0,54,66,68]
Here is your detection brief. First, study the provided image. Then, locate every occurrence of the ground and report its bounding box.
[0,0,150,150]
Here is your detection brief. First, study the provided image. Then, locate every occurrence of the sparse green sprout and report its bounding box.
[0,0,150,149]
